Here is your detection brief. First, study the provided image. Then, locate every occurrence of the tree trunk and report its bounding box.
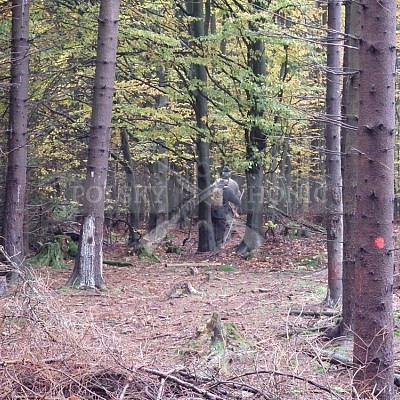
[3,0,30,281]
[147,151,169,239]
[67,0,120,289]
[168,163,185,222]
[236,0,266,254]
[308,136,324,216]
[335,0,361,337]
[352,0,396,396]
[197,142,214,252]
[324,0,343,306]
[279,139,292,215]
[187,0,215,252]
[238,163,264,252]
[147,65,169,239]
[120,129,140,229]
[108,159,119,222]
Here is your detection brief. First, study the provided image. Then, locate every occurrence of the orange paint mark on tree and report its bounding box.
[374,237,385,249]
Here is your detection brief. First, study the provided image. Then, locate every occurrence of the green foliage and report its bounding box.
[135,244,161,263]
[166,245,185,254]
[29,236,73,269]
[67,240,78,258]
[219,264,236,272]
[222,322,253,350]
[0,0,333,235]
[314,361,330,374]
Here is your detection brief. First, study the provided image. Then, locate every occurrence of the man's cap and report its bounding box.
[221,166,232,179]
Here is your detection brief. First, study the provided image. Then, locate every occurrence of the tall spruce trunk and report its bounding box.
[352,0,396,396]
[3,0,30,280]
[324,0,343,305]
[335,0,361,337]
[67,0,120,289]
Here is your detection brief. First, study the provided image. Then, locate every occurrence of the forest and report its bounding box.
[0,0,398,399]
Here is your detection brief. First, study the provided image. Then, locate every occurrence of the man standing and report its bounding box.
[210,179,241,249]
[218,166,242,241]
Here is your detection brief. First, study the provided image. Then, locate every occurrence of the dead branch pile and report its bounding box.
[0,276,133,399]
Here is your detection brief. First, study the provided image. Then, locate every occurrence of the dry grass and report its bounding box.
[0,229,398,399]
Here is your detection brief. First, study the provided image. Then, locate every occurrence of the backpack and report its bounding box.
[210,186,224,208]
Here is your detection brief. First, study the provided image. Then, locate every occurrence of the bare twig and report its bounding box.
[156,367,182,400]
[229,369,346,400]
[142,367,225,400]
[0,354,71,366]
[118,383,130,400]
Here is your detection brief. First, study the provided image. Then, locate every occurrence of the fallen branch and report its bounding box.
[289,309,339,317]
[48,367,108,400]
[269,205,325,233]
[141,367,225,400]
[211,379,271,399]
[0,355,71,366]
[103,260,134,267]
[156,367,182,400]
[176,370,267,398]
[316,349,353,366]
[277,326,329,338]
[165,262,222,268]
[118,383,129,400]
[233,369,345,399]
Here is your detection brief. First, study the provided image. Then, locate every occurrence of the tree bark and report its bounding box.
[67,0,120,289]
[3,0,30,281]
[187,0,215,252]
[236,0,266,254]
[352,0,396,396]
[120,129,140,229]
[148,67,169,240]
[147,66,169,239]
[335,0,361,337]
[308,136,324,216]
[147,149,169,239]
[324,0,343,306]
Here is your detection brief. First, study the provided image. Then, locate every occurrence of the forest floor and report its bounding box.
[1,218,400,399]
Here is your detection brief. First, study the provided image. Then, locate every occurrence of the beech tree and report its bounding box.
[352,0,396,396]
[236,0,266,254]
[67,0,120,289]
[186,0,215,252]
[147,66,169,238]
[147,145,169,238]
[3,0,30,280]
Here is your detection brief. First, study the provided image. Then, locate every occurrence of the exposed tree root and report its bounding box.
[305,349,400,388]
[320,319,352,340]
